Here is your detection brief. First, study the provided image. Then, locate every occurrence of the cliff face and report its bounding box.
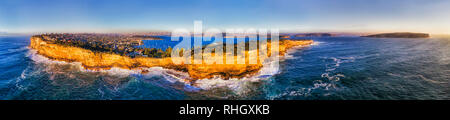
[30,36,312,80]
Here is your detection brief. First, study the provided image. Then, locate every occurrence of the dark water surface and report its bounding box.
[0,36,448,100]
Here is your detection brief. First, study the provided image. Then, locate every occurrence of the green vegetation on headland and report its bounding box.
[362,32,430,38]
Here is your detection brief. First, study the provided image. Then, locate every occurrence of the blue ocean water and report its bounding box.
[0,36,448,100]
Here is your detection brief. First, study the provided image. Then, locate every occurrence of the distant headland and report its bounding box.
[362,32,430,38]
[295,33,334,37]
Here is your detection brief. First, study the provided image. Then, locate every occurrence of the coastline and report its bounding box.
[29,36,313,81]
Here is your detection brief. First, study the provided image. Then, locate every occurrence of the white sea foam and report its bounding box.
[266,79,340,100]
[311,41,323,46]
[320,56,353,83]
[14,65,30,91]
[284,47,302,60]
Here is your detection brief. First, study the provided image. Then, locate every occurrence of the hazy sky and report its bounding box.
[1,0,449,34]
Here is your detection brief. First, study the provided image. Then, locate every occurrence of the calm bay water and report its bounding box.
[0,36,448,100]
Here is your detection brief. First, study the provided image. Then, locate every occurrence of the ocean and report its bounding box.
[0,36,448,100]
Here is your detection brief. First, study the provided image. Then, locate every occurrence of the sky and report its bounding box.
[0,0,450,34]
